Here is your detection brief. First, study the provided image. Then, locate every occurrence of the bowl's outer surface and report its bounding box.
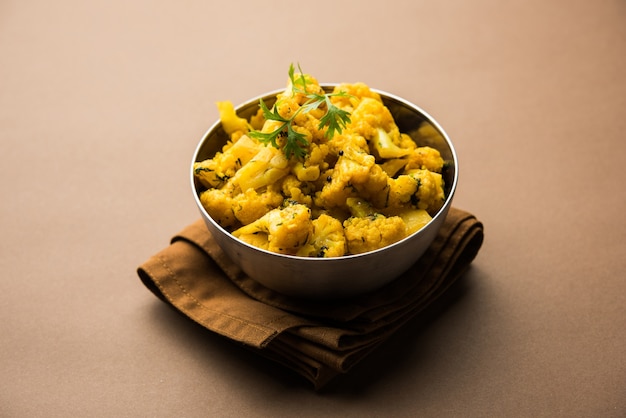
[191,86,458,299]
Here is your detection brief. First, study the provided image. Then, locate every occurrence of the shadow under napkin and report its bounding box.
[137,207,484,390]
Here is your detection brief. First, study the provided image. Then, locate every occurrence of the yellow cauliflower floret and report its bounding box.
[383,174,419,209]
[282,72,324,101]
[232,203,313,255]
[316,148,390,210]
[194,135,261,189]
[345,98,415,160]
[292,141,330,182]
[296,214,346,258]
[292,161,319,182]
[409,169,445,214]
[381,169,445,215]
[199,183,283,228]
[379,131,417,160]
[274,96,300,120]
[292,109,326,142]
[405,146,444,173]
[348,98,395,139]
[343,215,407,254]
[231,185,284,225]
[231,145,290,192]
[371,128,413,160]
[355,163,391,208]
[327,132,369,155]
[280,175,313,207]
[199,187,236,228]
[330,82,382,111]
[315,149,371,209]
[216,101,249,139]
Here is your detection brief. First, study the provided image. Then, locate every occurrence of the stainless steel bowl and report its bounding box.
[191,86,458,300]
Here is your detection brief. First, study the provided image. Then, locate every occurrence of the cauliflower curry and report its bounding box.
[194,67,446,257]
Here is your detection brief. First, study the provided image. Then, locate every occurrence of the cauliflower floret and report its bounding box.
[339,98,415,160]
[231,145,290,192]
[327,132,369,155]
[380,169,445,215]
[409,169,445,214]
[232,203,313,255]
[318,148,389,209]
[291,108,327,143]
[199,183,283,228]
[356,163,392,209]
[343,197,431,248]
[282,72,324,101]
[385,174,420,209]
[274,96,301,120]
[292,142,329,182]
[216,101,250,140]
[370,127,414,160]
[329,82,383,112]
[292,160,319,183]
[194,134,261,189]
[404,146,444,173]
[199,187,236,228]
[343,214,407,255]
[296,214,346,258]
[280,175,314,207]
[231,185,284,225]
[348,98,395,138]
[315,152,366,209]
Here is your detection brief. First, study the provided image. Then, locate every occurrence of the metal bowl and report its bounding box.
[191,86,458,300]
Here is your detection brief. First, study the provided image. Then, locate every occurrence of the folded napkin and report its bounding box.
[137,207,483,389]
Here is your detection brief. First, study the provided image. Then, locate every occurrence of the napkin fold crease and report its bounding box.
[137,207,483,389]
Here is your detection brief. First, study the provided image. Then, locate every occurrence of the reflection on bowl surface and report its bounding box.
[191,86,458,300]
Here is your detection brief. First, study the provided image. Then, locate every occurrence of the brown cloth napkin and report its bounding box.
[137,207,483,389]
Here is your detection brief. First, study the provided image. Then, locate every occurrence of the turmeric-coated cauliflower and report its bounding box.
[409,169,445,213]
[343,214,407,255]
[199,183,283,228]
[296,214,346,258]
[405,146,444,173]
[193,69,449,257]
[316,148,387,210]
[231,145,290,192]
[232,203,313,255]
[383,170,445,215]
[216,101,250,140]
[194,134,260,189]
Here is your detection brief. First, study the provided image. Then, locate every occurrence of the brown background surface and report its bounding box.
[1,0,624,416]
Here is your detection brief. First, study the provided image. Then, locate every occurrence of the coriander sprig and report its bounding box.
[249,64,352,159]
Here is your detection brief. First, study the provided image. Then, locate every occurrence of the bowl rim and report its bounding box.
[190,85,458,262]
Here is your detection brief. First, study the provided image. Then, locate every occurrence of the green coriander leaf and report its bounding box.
[284,124,309,159]
[319,97,351,139]
[300,94,324,113]
[289,63,308,93]
[258,98,287,122]
[248,63,353,159]
[249,124,286,148]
